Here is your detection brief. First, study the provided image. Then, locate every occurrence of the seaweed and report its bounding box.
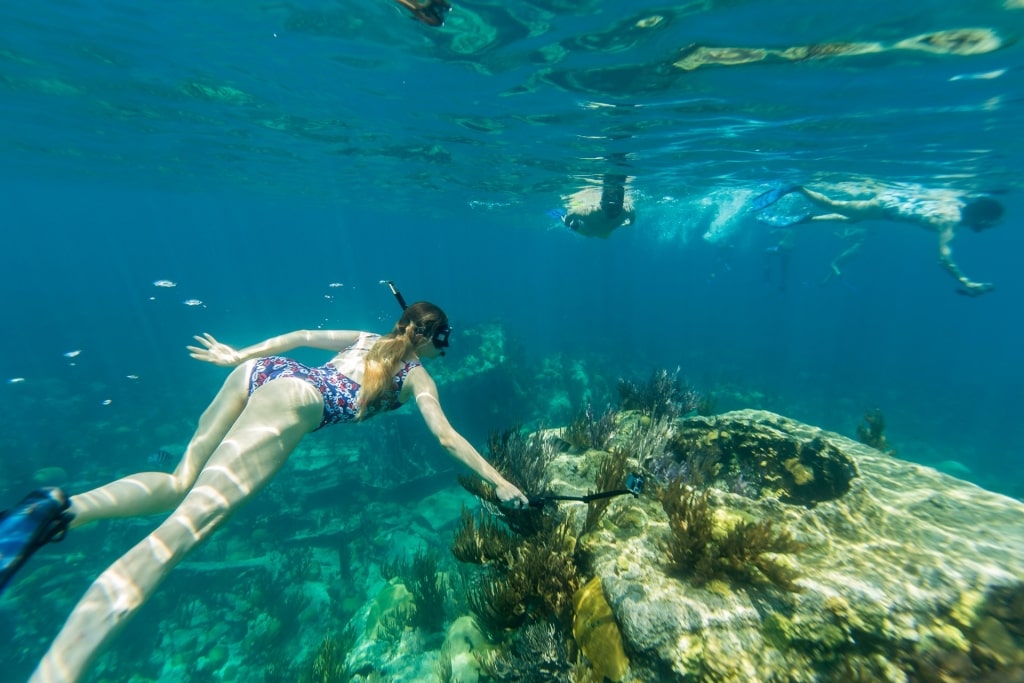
[716,519,805,591]
[459,425,558,536]
[582,447,631,535]
[657,476,805,590]
[627,414,674,467]
[695,392,718,417]
[464,518,581,634]
[562,403,617,452]
[434,640,454,683]
[505,519,581,626]
[487,425,557,496]
[467,572,529,633]
[657,479,716,582]
[380,547,450,632]
[375,602,414,642]
[451,506,518,566]
[617,367,707,420]
[855,407,896,456]
[296,627,356,683]
[652,435,723,487]
[480,620,574,683]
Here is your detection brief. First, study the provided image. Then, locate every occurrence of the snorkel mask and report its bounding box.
[382,280,451,353]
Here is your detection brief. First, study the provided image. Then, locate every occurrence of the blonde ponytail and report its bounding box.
[357,301,448,420]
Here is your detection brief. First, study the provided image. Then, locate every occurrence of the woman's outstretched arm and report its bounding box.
[405,368,530,508]
[187,330,363,367]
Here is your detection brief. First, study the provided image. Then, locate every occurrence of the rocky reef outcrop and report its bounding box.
[580,409,1024,682]
[344,409,1024,682]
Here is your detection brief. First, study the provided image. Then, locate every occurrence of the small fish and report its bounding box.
[101,399,112,406]
[126,374,140,380]
[7,377,25,384]
[182,299,204,307]
[64,350,81,358]
[328,282,344,288]
[153,280,177,288]
[148,449,174,467]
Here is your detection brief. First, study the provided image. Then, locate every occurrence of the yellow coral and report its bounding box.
[950,589,985,629]
[573,578,630,682]
[783,457,815,485]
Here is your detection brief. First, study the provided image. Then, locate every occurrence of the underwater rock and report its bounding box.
[442,616,491,683]
[585,410,1024,681]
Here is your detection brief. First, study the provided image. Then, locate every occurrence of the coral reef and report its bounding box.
[584,410,1024,682]
[95,401,1021,683]
[660,415,859,506]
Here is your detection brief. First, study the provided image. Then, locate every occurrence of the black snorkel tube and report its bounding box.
[382,280,408,310]
[380,280,451,355]
[528,472,646,509]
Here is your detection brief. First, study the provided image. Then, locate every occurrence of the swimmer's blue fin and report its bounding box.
[0,488,72,595]
[751,185,801,211]
[545,208,567,221]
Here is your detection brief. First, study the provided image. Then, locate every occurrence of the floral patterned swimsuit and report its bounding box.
[247,334,421,429]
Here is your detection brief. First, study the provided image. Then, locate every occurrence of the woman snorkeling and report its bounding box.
[1,288,528,683]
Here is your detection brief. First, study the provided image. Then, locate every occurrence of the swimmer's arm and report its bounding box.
[187,330,362,367]
[623,208,636,226]
[937,226,993,295]
[406,369,530,508]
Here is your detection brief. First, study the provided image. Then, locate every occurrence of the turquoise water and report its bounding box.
[1,1,1023,680]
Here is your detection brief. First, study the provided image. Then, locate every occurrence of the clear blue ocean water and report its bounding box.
[2,1,1023,680]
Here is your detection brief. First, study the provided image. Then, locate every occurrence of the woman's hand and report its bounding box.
[494,480,531,510]
[187,333,243,367]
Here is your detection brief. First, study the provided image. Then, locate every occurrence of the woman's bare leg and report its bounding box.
[31,377,324,683]
[68,364,253,528]
[798,186,880,218]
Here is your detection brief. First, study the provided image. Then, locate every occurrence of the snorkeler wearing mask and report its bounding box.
[3,282,527,683]
[752,182,1002,297]
[560,173,637,239]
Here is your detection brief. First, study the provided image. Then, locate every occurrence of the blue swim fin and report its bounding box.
[0,488,72,595]
[545,208,567,221]
[751,185,801,212]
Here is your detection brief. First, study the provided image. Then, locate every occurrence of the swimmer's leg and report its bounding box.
[31,378,323,683]
[68,364,254,528]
